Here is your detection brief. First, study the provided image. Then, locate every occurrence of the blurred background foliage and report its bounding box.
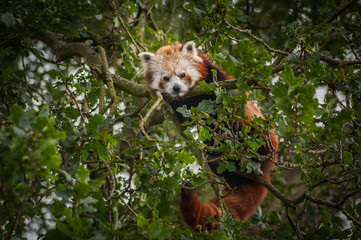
[1,0,361,239]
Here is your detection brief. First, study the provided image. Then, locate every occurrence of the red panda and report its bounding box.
[139,41,279,231]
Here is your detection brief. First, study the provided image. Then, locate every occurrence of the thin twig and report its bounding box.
[287,207,304,240]
[64,81,85,123]
[219,10,289,56]
[139,91,163,141]
[104,160,116,201]
[120,198,137,216]
[115,98,151,123]
[118,15,144,52]
[338,68,351,108]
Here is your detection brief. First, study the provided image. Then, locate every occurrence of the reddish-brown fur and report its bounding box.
[181,129,278,231]
[141,42,279,232]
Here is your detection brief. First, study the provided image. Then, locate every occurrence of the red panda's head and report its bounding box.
[139,41,206,98]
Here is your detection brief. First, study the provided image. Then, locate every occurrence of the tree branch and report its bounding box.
[219,4,361,67]
[220,13,289,56]
[139,91,163,141]
[33,29,152,99]
[325,0,358,24]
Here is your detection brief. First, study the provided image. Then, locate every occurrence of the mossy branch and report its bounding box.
[33,29,151,99]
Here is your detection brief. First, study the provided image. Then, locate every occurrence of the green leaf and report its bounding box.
[239,38,255,64]
[246,161,263,175]
[217,162,227,174]
[282,67,295,85]
[199,127,211,141]
[19,110,36,130]
[86,114,104,133]
[177,151,196,164]
[88,141,108,160]
[9,104,23,125]
[80,196,98,213]
[148,222,172,240]
[197,99,216,115]
[322,208,332,224]
[156,192,171,218]
[81,150,89,161]
[56,184,72,202]
[334,109,353,126]
[77,165,90,184]
[136,214,149,231]
[301,170,312,186]
[89,179,105,192]
[56,221,72,237]
[59,170,72,183]
[310,168,324,180]
[236,78,248,92]
[59,15,84,36]
[38,105,49,117]
[96,118,115,132]
[29,47,45,61]
[1,12,16,28]
[1,53,18,68]
[198,80,216,91]
[13,126,26,139]
[46,153,62,170]
[227,161,236,172]
[176,106,192,118]
[63,107,80,119]
[342,151,353,165]
[269,211,282,225]
[284,38,297,48]
[285,53,299,63]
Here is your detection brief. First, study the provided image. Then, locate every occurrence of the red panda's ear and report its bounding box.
[139,52,156,70]
[182,41,203,62]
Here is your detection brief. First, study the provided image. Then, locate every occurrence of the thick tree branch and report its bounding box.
[112,74,150,97]
[325,0,358,24]
[320,55,361,66]
[33,29,151,99]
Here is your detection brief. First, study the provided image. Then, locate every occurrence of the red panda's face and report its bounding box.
[139,41,203,98]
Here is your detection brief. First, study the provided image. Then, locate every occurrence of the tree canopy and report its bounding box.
[1,0,361,239]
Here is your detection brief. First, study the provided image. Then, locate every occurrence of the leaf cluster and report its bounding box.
[1,0,361,239]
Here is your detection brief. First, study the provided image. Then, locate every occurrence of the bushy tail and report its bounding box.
[180,187,221,231]
[220,175,269,222]
[180,174,270,231]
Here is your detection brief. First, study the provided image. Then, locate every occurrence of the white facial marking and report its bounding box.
[139,41,203,98]
[165,76,188,97]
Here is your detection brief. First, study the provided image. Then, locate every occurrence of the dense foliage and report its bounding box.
[1,0,361,239]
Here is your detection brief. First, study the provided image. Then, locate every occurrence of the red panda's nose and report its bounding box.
[173,84,181,93]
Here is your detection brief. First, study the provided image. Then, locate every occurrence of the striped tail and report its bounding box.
[180,187,221,231]
[180,174,270,231]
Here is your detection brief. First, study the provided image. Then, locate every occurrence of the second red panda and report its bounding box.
[139,41,279,231]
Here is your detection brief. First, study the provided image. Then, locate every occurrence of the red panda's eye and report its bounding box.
[163,76,170,82]
[180,73,186,78]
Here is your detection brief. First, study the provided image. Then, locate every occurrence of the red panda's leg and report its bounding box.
[180,188,221,231]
